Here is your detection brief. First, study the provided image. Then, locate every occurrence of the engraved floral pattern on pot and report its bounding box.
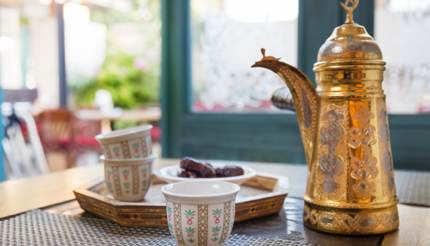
[304,202,399,234]
[320,109,344,146]
[318,105,345,194]
[348,126,376,148]
[322,179,338,193]
[348,106,378,201]
[354,107,373,124]
[352,180,376,199]
[319,154,343,175]
[350,155,378,180]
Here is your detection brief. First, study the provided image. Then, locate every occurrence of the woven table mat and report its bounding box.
[395,170,430,207]
[0,210,310,246]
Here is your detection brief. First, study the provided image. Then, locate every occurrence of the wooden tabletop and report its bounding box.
[1,159,429,245]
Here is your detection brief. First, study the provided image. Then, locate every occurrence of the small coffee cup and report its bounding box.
[161,180,240,246]
[96,125,152,159]
[103,156,154,202]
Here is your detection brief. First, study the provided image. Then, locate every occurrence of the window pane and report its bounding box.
[65,1,161,111]
[0,7,22,89]
[375,0,430,114]
[191,0,298,112]
[0,3,52,91]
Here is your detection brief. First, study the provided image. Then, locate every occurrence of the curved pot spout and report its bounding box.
[251,49,320,167]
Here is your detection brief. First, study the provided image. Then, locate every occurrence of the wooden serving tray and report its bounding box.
[74,174,288,228]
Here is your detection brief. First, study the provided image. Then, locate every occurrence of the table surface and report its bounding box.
[1,159,429,246]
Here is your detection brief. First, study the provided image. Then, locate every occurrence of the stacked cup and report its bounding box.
[96,125,154,202]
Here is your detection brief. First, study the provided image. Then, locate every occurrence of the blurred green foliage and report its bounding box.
[73,52,158,109]
[113,120,139,129]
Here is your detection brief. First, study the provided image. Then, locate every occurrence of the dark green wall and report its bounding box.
[389,115,430,170]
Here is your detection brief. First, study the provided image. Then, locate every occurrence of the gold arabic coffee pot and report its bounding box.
[252,0,399,235]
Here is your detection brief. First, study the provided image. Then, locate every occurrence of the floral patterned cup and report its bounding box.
[103,156,154,202]
[96,125,152,159]
[161,181,240,246]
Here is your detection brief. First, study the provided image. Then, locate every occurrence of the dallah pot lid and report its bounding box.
[314,0,384,71]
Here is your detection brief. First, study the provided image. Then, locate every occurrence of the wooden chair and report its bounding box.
[36,109,102,168]
[36,109,76,168]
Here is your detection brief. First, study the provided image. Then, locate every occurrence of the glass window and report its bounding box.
[0,2,59,107]
[375,0,430,114]
[0,3,52,91]
[66,0,161,111]
[0,7,22,89]
[191,0,299,112]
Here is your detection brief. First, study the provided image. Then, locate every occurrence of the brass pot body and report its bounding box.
[304,60,399,235]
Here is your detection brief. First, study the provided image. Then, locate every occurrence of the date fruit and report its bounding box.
[178,158,245,178]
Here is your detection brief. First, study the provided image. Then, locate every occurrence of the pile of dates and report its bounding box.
[178,158,244,178]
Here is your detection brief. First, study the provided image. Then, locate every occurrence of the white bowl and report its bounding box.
[161,181,240,246]
[155,163,257,185]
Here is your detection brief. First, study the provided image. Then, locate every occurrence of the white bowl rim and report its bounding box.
[156,164,257,183]
[101,155,156,164]
[161,180,240,199]
[96,125,152,141]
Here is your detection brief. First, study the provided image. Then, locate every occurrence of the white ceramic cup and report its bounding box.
[96,125,152,159]
[161,181,240,246]
[103,156,154,202]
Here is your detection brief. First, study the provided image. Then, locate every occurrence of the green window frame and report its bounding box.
[0,90,4,181]
[161,0,430,171]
